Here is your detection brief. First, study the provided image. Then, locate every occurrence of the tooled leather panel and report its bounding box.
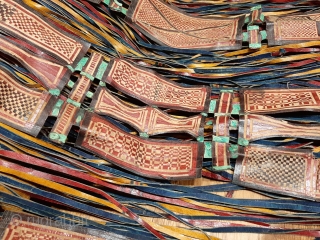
[104,59,211,112]
[266,12,320,45]
[0,68,56,136]
[76,112,203,180]
[0,36,70,90]
[233,145,317,200]
[0,0,90,66]
[126,0,244,50]
[91,87,204,137]
[239,114,320,141]
[241,88,320,114]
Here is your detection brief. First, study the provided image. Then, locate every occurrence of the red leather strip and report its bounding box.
[91,87,205,137]
[0,157,165,239]
[104,58,211,112]
[76,112,203,179]
[0,36,71,90]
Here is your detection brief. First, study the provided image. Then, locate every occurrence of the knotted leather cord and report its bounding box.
[1,0,320,239]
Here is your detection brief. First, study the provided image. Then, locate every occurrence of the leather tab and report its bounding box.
[233,145,317,200]
[76,112,203,180]
[104,58,211,112]
[91,87,205,137]
[241,88,320,114]
[239,114,320,142]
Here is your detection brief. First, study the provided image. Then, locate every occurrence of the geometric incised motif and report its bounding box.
[266,12,320,45]
[91,87,204,137]
[0,0,89,66]
[233,145,317,200]
[69,52,103,103]
[126,0,244,50]
[104,59,211,112]
[76,113,203,179]
[0,68,55,136]
[239,114,320,142]
[0,36,70,90]
[241,88,320,114]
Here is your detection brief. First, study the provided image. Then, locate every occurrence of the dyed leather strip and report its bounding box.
[233,145,317,200]
[126,0,245,50]
[241,88,320,114]
[266,12,320,45]
[104,59,211,112]
[50,103,79,144]
[239,114,320,142]
[0,0,90,66]
[69,52,103,102]
[0,36,71,90]
[76,112,203,179]
[91,87,205,137]
[212,92,233,167]
[0,68,56,136]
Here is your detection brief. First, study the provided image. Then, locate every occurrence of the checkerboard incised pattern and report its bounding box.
[127,0,242,49]
[243,148,306,190]
[78,114,201,179]
[0,0,84,64]
[106,59,209,112]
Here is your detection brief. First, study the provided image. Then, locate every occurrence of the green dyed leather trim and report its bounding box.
[66,65,75,73]
[206,120,213,126]
[231,104,240,115]
[249,43,262,49]
[86,91,94,98]
[197,136,205,142]
[220,89,233,93]
[96,61,108,80]
[208,100,217,113]
[204,141,212,158]
[49,89,60,96]
[67,80,75,88]
[212,136,229,143]
[248,25,259,31]
[67,98,81,108]
[51,99,64,117]
[251,5,261,11]
[49,132,67,143]
[260,30,267,40]
[229,144,238,153]
[212,165,232,171]
[99,81,106,87]
[230,120,238,128]
[139,132,149,138]
[238,138,249,146]
[243,32,249,42]
[75,57,89,72]
[201,112,208,117]
[80,71,95,81]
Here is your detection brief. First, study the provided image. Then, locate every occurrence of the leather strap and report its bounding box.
[104,58,211,112]
[91,87,205,137]
[76,112,203,179]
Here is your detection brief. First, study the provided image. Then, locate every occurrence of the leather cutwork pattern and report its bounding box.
[240,114,320,141]
[105,59,210,112]
[76,113,203,179]
[241,89,320,113]
[267,12,320,45]
[0,0,89,65]
[233,145,316,200]
[0,69,55,136]
[91,88,203,137]
[126,0,244,50]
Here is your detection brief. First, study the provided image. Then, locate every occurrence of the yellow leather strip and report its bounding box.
[287,68,320,77]
[163,225,220,240]
[0,164,122,213]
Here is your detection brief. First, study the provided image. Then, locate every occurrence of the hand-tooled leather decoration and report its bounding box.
[76,112,203,180]
[233,145,317,201]
[104,58,211,112]
[125,0,245,50]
